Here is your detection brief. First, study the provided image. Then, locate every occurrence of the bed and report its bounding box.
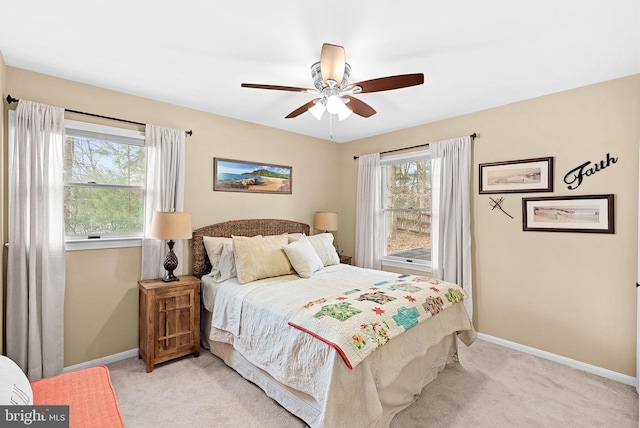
[192,219,475,428]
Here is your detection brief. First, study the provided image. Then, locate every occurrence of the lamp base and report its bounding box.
[162,240,180,282]
[162,273,179,282]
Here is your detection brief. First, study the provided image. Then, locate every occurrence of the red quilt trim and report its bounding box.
[288,321,353,370]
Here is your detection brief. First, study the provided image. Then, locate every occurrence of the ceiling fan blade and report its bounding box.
[241,83,312,93]
[320,43,345,87]
[285,99,319,119]
[343,96,376,118]
[346,73,424,94]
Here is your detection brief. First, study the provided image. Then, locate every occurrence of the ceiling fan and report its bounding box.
[241,43,424,121]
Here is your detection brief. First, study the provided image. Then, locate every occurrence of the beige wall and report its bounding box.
[4,67,339,366]
[339,75,640,376]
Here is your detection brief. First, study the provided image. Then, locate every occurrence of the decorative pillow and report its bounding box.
[233,234,292,284]
[211,243,237,282]
[307,233,340,266]
[203,237,237,282]
[203,236,230,267]
[287,233,306,243]
[216,242,237,282]
[282,236,324,278]
[0,355,33,405]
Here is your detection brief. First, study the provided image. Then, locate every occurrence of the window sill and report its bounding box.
[65,237,142,251]
[381,258,431,273]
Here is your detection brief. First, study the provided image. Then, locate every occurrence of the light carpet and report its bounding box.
[107,339,638,427]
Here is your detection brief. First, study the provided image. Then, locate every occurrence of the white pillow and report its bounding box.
[203,236,230,268]
[203,237,237,282]
[233,234,292,284]
[210,242,237,282]
[283,236,324,278]
[307,233,340,266]
[0,355,33,405]
[287,233,306,243]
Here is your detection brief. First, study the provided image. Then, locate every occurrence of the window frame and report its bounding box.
[63,119,146,251]
[380,149,432,272]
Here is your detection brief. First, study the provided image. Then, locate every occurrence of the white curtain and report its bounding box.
[141,125,186,280]
[355,153,381,269]
[431,136,473,318]
[7,100,66,380]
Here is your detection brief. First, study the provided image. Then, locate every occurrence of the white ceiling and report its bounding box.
[1,1,638,143]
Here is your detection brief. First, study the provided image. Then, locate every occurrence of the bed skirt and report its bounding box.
[202,309,459,428]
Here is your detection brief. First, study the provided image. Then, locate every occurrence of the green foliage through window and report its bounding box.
[64,124,145,238]
[64,187,143,236]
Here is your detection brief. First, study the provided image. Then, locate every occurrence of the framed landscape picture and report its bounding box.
[522,194,614,233]
[479,157,553,194]
[213,158,292,194]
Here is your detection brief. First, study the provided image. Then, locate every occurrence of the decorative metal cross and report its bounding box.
[489,197,514,219]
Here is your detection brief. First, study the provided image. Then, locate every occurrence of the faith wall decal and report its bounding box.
[563,153,618,190]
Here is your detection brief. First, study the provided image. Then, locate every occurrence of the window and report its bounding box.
[64,120,145,250]
[381,150,431,271]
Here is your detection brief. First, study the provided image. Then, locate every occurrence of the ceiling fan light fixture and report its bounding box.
[325,94,343,114]
[308,100,326,120]
[325,95,352,121]
[337,104,353,121]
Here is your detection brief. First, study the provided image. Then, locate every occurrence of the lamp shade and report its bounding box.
[314,212,338,232]
[149,212,192,240]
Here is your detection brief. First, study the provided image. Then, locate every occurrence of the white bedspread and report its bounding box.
[202,264,475,428]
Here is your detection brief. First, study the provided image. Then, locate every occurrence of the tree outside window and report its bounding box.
[64,121,145,239]
[381,151,431,268]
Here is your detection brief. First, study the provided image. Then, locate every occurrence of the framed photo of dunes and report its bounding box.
[479,157,553,194]
[522,194,614,233]
[213,158,292,194]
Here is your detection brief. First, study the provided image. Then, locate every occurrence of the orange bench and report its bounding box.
[30,365,125,428]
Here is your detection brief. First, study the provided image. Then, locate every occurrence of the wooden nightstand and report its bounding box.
[340,255,352,265]
[138,275,200,373]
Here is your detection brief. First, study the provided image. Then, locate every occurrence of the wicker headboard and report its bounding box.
[192,218,310,277]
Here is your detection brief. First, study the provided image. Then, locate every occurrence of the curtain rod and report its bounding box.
[6,95,193,137]
[353,133,477,160]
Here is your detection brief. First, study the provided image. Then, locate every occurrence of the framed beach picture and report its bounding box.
[213,158,292,194]
[522,194,614,233]
[479,157,553,194]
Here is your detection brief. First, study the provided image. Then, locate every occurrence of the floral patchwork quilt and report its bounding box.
[288,274,468,369]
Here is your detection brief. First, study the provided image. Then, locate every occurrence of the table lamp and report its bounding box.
[313,212,338,233]
[150,211,192,282]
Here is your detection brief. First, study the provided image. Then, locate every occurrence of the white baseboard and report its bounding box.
[62,348,138,373]
[477,333,636,387]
